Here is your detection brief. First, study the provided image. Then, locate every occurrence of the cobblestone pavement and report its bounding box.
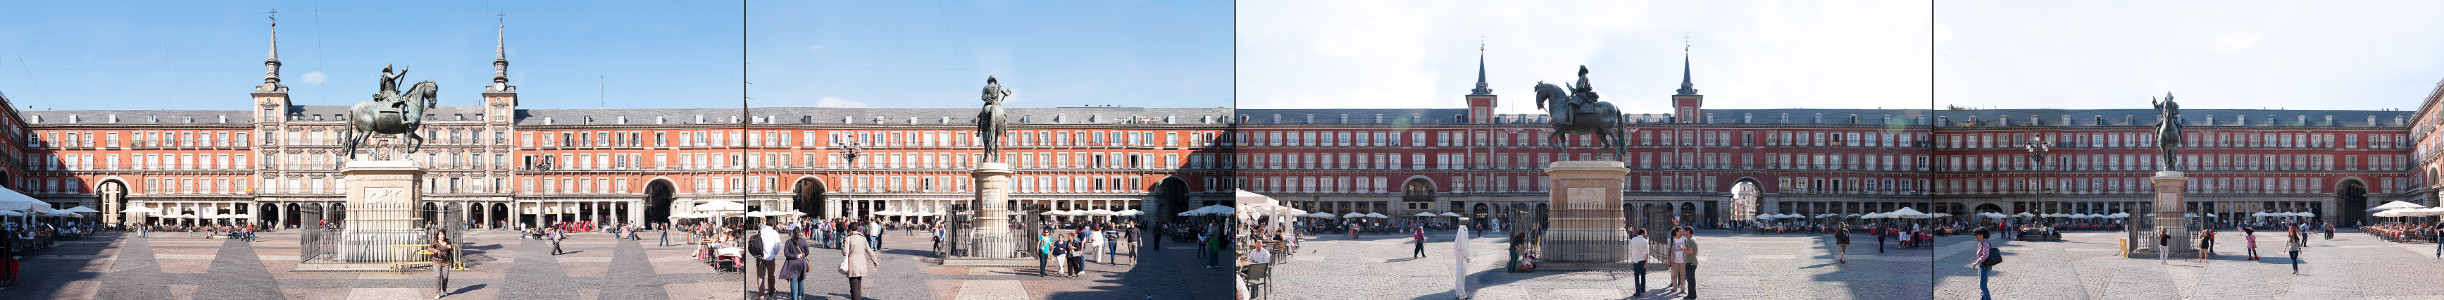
[1269,230,1932,300]
[1931,229,2444,299]
[0,229,1227,300]
[0,229,938,299]
[906,230,1231,300]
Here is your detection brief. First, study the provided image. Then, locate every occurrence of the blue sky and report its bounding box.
[1939,0,2444,110]
[1237,0,1933,114]
[747,0,1232,109]
[0,1,743,111]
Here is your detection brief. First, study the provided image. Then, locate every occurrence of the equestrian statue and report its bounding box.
[976,76,1012,162]
[1533,65,1627,160]
[342,64,436,159]
[2153,92,2182,171]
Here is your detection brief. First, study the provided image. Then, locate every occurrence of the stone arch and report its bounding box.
[644,179,679,225]
[2337,178,2369,226]
[95,178,130,225]
[1156,177,1190,223]
[793,177,828,217]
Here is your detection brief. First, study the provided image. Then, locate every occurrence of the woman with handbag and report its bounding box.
[839,224,881,299]
[780,229,811,300]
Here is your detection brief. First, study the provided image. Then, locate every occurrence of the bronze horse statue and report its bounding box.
[342,66,435,159]
[976,76,1012,162]
[2153,92,2181,171]
[1534,81,1626,160]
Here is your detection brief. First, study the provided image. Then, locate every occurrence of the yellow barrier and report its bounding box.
[2117,238,2129,258]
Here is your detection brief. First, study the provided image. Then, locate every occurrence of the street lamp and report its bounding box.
[2024,136,2052,225]
[841,139,864,221]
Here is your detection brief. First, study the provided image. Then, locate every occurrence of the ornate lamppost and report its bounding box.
[2025,136,2053,226]
[841,139,864,221]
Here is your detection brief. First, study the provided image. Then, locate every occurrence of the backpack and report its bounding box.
[1978,247,2002,268]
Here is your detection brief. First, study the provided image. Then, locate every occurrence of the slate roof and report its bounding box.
[21,110,253,127]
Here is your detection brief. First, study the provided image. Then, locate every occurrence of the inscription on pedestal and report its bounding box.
[366,188,406,206]
[1566,188,1604,210]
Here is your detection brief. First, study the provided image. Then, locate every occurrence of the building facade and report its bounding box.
[1929,109,2413,226]
[1238,53,1937,228]
[2,26,2429,230]
[1239,51,2418,228]
[4,24,1234,229]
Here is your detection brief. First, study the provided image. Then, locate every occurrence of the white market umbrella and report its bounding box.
[696,200,746,213]
[1862,212,1886,219]
[1414,212,1439,217]
[61,206,100,213]
[1085,209,1118,216]
[2375,209,2410,218]
[1932,213,1952,218]
[1042,210,1070,216]
[2014,212,2036,218]
[1344,212,1368,219]
[2109,212,2131,218]
[0,211,20,217]
[1886,207,1929,219]
[1439,212,1462,217]
[2372,201,2426,211]
[1119,209,1143,216]
[0,187,44,212]
[1366,212,1389,219]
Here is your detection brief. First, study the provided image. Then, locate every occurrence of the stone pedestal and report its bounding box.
[2149,171,2190,255]
[965,163,1022,259]
[1540,161,1631,263]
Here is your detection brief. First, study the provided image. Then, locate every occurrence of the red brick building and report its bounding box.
[1,23,1233,229]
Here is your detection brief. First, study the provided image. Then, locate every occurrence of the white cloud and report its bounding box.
[810,45,822,52]
[814,97,869,108]
[300,71,326,85]
[2213,32,2261,51]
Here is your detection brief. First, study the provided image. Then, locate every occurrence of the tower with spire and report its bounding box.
[1672,39,1704,124]
[254,10,291,125]
[483,14,520,125]
[1465,42,1497,124]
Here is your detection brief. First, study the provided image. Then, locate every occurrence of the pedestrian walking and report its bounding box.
[2288,227,2305,274]
[2,225,17,287]
[840,228,881,300]
[1970,228,1997,300]
[753,224,779,297]
[1206,230,1224,268]
[1068,234,1086,276]
[1665,227,1684,294]
[1876,226,1886,253]
[2244,227,2259,260]
[1103,227,1118,264]
[2198,228,2215,262]
[2157,228,2169,264]
[1412,228,1428,259]
[1834,225,1851,264]
[2433,223,2442,259]
[1627,228,1650,297]
[659,226,670,247]
[1678,227,1699,300]
[868,222,884,250]
[1038,233,1054,276]
[781,230,810,300]
[426,230,455,298]
[549,227,565,255]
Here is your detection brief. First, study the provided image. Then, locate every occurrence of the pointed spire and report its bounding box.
[259,10,285,92]
[1470,40,1492,95]
[1675,39,1698,96]
[490,14,513,92]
